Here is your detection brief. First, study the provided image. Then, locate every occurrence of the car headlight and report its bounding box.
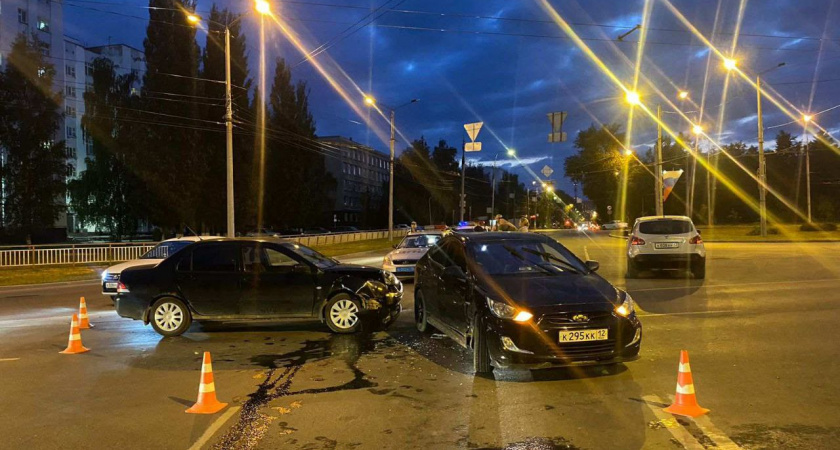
[382,270,397,285]
[486,297,533,322]
[383,255,393,266]
[615,292,635,317]
[101,271,108,280]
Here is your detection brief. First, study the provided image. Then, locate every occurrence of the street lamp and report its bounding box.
[364,96,418,241]
[678,90,689,100]
[255,0,271,15]
[507,148,516,157]
[186,14,201,24]
[623,148,634,157]
[723,58,738,71]
[802,114,814,222]
[753,61,786,237]
[625,91,641,106]
[692,124,703,135]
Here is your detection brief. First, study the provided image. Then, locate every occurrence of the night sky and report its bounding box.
[64,0,840,195]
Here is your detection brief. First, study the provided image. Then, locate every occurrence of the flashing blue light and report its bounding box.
[458,221,469,227]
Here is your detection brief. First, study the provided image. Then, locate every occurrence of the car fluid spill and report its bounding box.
[213,333,394,449]
[475,436,581,450]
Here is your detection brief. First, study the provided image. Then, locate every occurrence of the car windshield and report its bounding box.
[398,234,441,248]
[282,242,337,267]
[470,239,588,276]
[140,240,193,259]
[639,220,693,235]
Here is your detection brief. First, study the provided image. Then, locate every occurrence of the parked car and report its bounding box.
[330,226,359,233]
[577,221,599,232]
[601,220,628,230]
[303,227,331,235]
[382,231,444,279]
[101,236,222,299]
[626,215,705,279]
[395,224,411,230]
[114,238,403,337]
[414,232,642,374]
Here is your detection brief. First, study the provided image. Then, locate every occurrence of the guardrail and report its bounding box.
[0,228,412,267]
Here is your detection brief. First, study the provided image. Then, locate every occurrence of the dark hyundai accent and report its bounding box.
[413,232,641,374]
[115,238,402,337]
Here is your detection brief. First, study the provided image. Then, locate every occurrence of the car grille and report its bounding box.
[552,340,616,358]
[538,311,613,326]
[392,260,416,265]
[103,273,120,282]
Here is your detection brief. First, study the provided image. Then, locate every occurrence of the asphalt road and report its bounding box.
[1,231,839,449]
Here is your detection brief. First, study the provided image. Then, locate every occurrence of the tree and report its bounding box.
[198,5,253,232]
[564,124,626,221]
[68,59,145,240]
[139,0,205,232]
[0,34,69,242]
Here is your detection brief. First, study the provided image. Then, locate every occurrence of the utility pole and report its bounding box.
[688,122,699,218]
[459,137,466,222]
[388,109,395,241]
[656,105,664,216]
[224,26,235,237]
[706,150,713,226]
[756,76,768,237]
[806,140,812,223]
[490,154,497,218]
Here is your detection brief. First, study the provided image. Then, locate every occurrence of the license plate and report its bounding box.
[559,329,608,343]
[105,282,118,289]
[396,267,414,273]
[654,242,679,249]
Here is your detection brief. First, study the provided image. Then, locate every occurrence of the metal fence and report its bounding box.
[0,228,409,267]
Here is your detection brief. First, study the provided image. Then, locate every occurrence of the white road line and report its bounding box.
[638,310,740,318]
[188,405,241,450]
[692,415,741,449]
[0,358,20,362]
[641,395,705,449]
[584,245,590,261]
[624,277,840,293]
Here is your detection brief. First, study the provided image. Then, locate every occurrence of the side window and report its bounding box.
[264,247,298,272]
[447,242,467,272]
[191,244,238,272]
[429,240,451,266]
[241,244,262,273]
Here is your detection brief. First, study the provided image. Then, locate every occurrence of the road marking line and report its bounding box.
[638,310,740,318]
[584,245,590,261]
[692,415,741,449]
[0,358,20,362]
[622,277,840,293]
[641,395,705,449]
[188,405,241,450]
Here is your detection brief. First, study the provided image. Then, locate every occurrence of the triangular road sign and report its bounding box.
[464,122,483,142]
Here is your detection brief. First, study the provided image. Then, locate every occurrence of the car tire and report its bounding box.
[414,290,436,335]
[325,294,363,334]
[693,263,706,279]
[149,297,192,337]
[472,313,493,375]
[626,260,638,278]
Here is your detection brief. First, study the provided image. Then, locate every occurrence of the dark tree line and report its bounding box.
[565,123,840,226]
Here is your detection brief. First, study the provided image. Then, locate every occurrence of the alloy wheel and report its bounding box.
[329,299,360,330]
[154,302,184,332]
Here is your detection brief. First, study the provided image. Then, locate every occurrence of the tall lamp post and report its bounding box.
[803,114,814,223]
[187,0,271,237]
[364,96,418,241]
[729,59,785,237]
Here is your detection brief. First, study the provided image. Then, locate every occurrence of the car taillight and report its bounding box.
[117,281,129,293]
[629,236,645,245]
[689,234,703,244]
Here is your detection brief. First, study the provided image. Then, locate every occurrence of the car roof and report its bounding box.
[173,237,298,245]
[449,231,550,243]
[406,230,443,236]
[634,215,692,223]
[162,236,224,242]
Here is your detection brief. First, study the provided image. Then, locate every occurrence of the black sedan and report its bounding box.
[414,232,641,374]
[114,238,403,337]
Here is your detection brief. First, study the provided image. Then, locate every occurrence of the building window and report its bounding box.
[66,127,76,139]
[18,9,28,25]
[68,164,77,177]
[66,65,75,77]
[37,18,50,32]
[66,86,76,98]
[67,147,77,159]
[85,63,94,76]
[65,106,76,117]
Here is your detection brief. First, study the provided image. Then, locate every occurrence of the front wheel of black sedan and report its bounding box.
[414,290,436,335]
[326,294,363,334]
[149,297,192,337]
[472,313,493,375]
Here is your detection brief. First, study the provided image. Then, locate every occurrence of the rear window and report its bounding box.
[638,220,693,235]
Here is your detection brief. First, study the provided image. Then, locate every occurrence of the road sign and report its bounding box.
[547,112,567,143]
[465,142,482,152]
[541,165,554,178]
[464,122,483,142]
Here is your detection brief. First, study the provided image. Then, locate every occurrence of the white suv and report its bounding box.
[626,216,706,279]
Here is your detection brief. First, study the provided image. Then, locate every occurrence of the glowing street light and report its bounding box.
[625,91,641,105]
[723,58,738,71]
[255,0,271,15]
[678,90,689,100]
[363,95,376,106]
[803,114,813,123]
[692,124,703,135]
[624,148,634,156]
[186,14,201,24]
[507,148,516,157]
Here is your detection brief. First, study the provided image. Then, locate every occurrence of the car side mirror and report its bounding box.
[442,265,466,282]
[585,260,600,272]
[293,264,311,274]
[392,244,398,249]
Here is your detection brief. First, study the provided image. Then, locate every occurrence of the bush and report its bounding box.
[747,226,779,236]
[800,223,838,232]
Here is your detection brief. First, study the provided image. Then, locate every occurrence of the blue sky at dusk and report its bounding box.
[64,0,840,195]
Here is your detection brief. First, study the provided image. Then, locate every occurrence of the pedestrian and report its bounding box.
[494,214,517,232]
[410,221,418,232]
[518,217,530,232]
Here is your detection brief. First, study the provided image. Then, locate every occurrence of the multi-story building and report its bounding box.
[319,136,389,227]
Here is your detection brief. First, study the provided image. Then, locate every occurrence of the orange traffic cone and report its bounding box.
[186,352,228,414]
[59,314,90,354]
[664,350,709,418]
[78,297,93,329]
